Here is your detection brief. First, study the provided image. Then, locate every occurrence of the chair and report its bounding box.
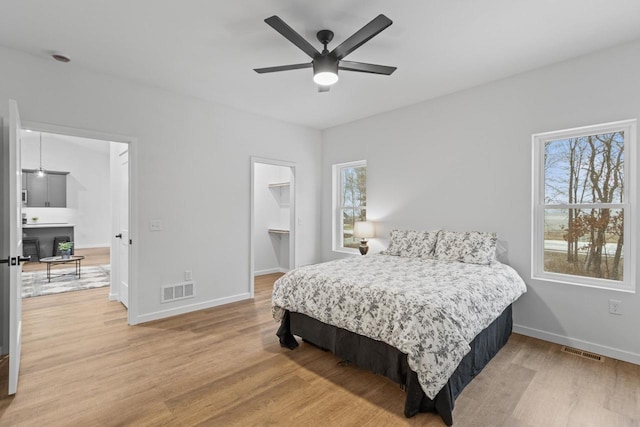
[23,238,41,262]
[52,235,72,256]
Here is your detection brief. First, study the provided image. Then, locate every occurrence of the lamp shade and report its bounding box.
[354,221,375,239]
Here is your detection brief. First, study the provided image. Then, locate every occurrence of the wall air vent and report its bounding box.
[561,346,604,362]
[161,281,195,303]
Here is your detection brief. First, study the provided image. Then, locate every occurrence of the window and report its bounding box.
[333,160,366,253]
[532,120,636,292]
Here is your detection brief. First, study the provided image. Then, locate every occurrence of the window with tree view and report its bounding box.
[333,161,366,252]
[533,120,636,291]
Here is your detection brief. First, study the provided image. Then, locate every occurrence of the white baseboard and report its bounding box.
[108,292,119,301]
[134,293,251,324]
[513,324,640,365]
[254,267,288,276]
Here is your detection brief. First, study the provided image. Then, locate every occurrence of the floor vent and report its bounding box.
[561,346,604,362]
[161,281,195,303]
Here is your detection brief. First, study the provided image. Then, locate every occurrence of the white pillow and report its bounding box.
[383,229,439,258]
[434,231,497,265]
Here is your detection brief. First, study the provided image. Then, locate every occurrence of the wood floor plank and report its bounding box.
[1,273,639,426]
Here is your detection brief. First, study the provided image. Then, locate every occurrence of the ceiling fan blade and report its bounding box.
[254,63,312,74]
[338,60,396,75]
[264,16,320,59]
[318,85,330,93]
[331,14,393,60]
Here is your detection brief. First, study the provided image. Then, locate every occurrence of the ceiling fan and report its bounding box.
[254,14,397,92]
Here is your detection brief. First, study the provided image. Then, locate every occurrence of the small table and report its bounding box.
[39,255,85,283]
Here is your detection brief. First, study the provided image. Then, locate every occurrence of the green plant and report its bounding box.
[58,242,73,251]
[31,216,38,222]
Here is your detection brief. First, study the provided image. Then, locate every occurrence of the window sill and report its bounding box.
[532,273,636,294]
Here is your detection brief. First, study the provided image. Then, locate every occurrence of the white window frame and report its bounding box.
[332,160,367,254]
[532,119,636,292]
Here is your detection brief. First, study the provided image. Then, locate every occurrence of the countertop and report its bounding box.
[23,223,75,229]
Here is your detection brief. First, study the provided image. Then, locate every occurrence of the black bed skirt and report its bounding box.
[277,305,512,426]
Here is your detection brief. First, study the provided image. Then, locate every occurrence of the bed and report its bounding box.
[271,230,527,425]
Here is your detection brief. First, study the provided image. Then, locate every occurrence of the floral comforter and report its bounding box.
[272,254,527,399]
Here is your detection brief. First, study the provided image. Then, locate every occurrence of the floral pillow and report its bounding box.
[434,231,497,265]
[383,229,439,258]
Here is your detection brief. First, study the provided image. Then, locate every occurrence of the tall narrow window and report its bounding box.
[333,160,366,253]
[532,120,636,292]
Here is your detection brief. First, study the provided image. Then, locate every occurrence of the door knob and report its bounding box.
[115,233,123,239]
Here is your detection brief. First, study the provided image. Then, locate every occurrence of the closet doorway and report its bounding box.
[250,157,296,297]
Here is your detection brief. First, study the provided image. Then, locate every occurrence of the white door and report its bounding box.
[118,149,129,308]
[8,100,24,395]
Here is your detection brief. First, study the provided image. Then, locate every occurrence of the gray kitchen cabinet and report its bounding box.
[26,172,48,207]
[22,170,69,207]
[46,173,67,207]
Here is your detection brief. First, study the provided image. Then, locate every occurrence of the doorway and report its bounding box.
[250,157,296,297]
[19,122,134,315]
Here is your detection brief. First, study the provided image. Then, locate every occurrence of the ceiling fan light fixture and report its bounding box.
[313,71,338,86]
[313,56,339,86]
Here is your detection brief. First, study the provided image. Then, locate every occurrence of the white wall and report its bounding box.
[254,163,291,275]
[21,132,111,249]
[0,45,322,328]
[321,40,640,364]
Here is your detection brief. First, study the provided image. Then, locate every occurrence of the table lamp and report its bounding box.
[354,221,375,255]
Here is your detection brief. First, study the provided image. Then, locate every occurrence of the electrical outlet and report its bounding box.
[149,219,163,231]
[185,270,192,281]
[609,299,622,315]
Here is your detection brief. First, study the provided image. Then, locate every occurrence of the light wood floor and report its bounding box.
[21,247,110,272]
[0,273,638,426]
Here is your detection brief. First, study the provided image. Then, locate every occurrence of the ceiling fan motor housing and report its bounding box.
[313,55,338,76]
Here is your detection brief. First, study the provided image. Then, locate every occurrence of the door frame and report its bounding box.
[21,120,139,325]
[249,157,296,298]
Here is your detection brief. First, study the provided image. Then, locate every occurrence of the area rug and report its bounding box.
[21,265,111,298]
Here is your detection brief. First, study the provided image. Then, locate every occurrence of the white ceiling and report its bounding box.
[2,1,640,130]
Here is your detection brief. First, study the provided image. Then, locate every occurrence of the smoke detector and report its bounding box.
[51,53,71,63]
